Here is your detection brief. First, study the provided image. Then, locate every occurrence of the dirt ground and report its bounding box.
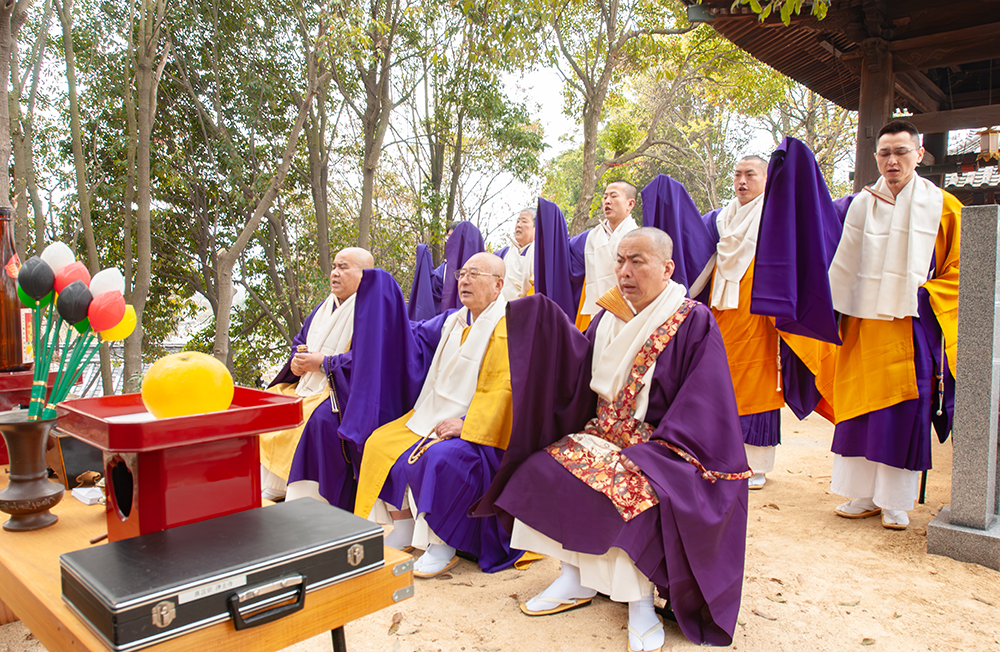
[2,408,999,652]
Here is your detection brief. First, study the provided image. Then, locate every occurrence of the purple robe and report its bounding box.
[408,223,484,318]
[288,269,450,508]
[408,244,443,321]
[478,294,748,646]
[441,222,486,311]
[380,439,520,573]
[752,137,955,471]
[640,175,716,296]
[750,137,843,345]
[693,208,723,305]
[533,198,588,320]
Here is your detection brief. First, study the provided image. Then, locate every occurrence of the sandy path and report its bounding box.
[3,409,998,651]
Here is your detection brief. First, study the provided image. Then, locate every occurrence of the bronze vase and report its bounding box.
[0,411,64,531]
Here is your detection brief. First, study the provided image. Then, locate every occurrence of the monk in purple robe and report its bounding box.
[355,252,521,577]
[259,247,374,502]
[282,266,451,509]
[478,228,749,649]
[408,221,486,320]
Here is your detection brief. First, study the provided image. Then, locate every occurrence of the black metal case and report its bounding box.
[60,499,384,651]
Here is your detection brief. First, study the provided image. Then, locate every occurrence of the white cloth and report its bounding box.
[590,280,687,422]
[501,242,534,301]
[285,480,328,504]
[406,296,508,437]
[369,494,446,551]
[582,218,638,315]
[828,175,943,320]
[260,467,287,499]
[711,194,764,311]
[830,455,920,511]
[511,520,654,602]
[744,444,776,475]
[296,293,355,396]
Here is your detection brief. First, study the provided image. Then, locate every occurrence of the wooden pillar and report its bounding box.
[922,131,949,188]
[853,38,893,192]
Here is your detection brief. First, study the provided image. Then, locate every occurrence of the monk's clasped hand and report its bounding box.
[291,352,324,376]
[433,418,463,440]
[620,456,642,476]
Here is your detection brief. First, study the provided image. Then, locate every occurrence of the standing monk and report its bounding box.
[753,121,960,530]
[696,156,782,489]
[577,182,640,329]
[498,208,536,301]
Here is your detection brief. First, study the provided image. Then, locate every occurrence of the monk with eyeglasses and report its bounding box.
[354,252,522,577]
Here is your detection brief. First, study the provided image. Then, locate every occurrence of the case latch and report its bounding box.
[151,600,176,629]
[346,543,364,567]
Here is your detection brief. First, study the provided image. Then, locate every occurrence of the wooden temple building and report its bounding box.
[685,0,1000,199]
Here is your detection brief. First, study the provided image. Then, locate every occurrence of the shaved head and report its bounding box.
[739,155,768,176]
[607,181,638,201]
[616,227,675,313]
[466,252,505,278]
[330,247,373,300]
[620,227,674,262]
[339,247,375,269]
[457,252,505,319]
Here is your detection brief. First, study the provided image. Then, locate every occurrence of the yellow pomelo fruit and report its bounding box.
[141,351,235,419]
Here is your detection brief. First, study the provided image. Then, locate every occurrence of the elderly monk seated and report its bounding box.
[259,247,374,502]
[476,227,750,650]
[354,252,521,578]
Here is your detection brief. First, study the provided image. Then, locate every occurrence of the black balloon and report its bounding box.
[17,256,55,300]
[56,280,92,325]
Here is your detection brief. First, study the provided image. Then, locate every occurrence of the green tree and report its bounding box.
[758,83,856,197]
[538,0,698,233]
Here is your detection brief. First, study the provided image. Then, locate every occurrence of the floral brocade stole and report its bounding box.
[546,299,697,521]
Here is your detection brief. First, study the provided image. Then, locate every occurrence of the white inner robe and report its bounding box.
[581,218,638,315]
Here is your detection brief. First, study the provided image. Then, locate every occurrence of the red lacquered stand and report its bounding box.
[0,368,59,464]
[56,387,302,542]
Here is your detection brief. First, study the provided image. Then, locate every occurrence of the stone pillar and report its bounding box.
[927,204,1000,568]
[853,38,893,192]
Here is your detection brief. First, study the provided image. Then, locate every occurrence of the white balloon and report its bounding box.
[40,242,75,274]
[89,268,125,297]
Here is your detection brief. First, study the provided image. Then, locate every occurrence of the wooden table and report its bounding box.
[0,469,413,651]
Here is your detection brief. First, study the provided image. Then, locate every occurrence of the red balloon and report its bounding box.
[54,261,91,294]
[87,291,126,332]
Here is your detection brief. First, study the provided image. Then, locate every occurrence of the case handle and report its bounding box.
[227,574,305,630]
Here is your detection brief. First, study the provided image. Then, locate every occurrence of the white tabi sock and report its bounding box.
[628,594,664,651]
[524,562,597,613]
[836,497,877,514]
[882,509,909,526]
[384,517,414,550]
[413,543,457,574]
